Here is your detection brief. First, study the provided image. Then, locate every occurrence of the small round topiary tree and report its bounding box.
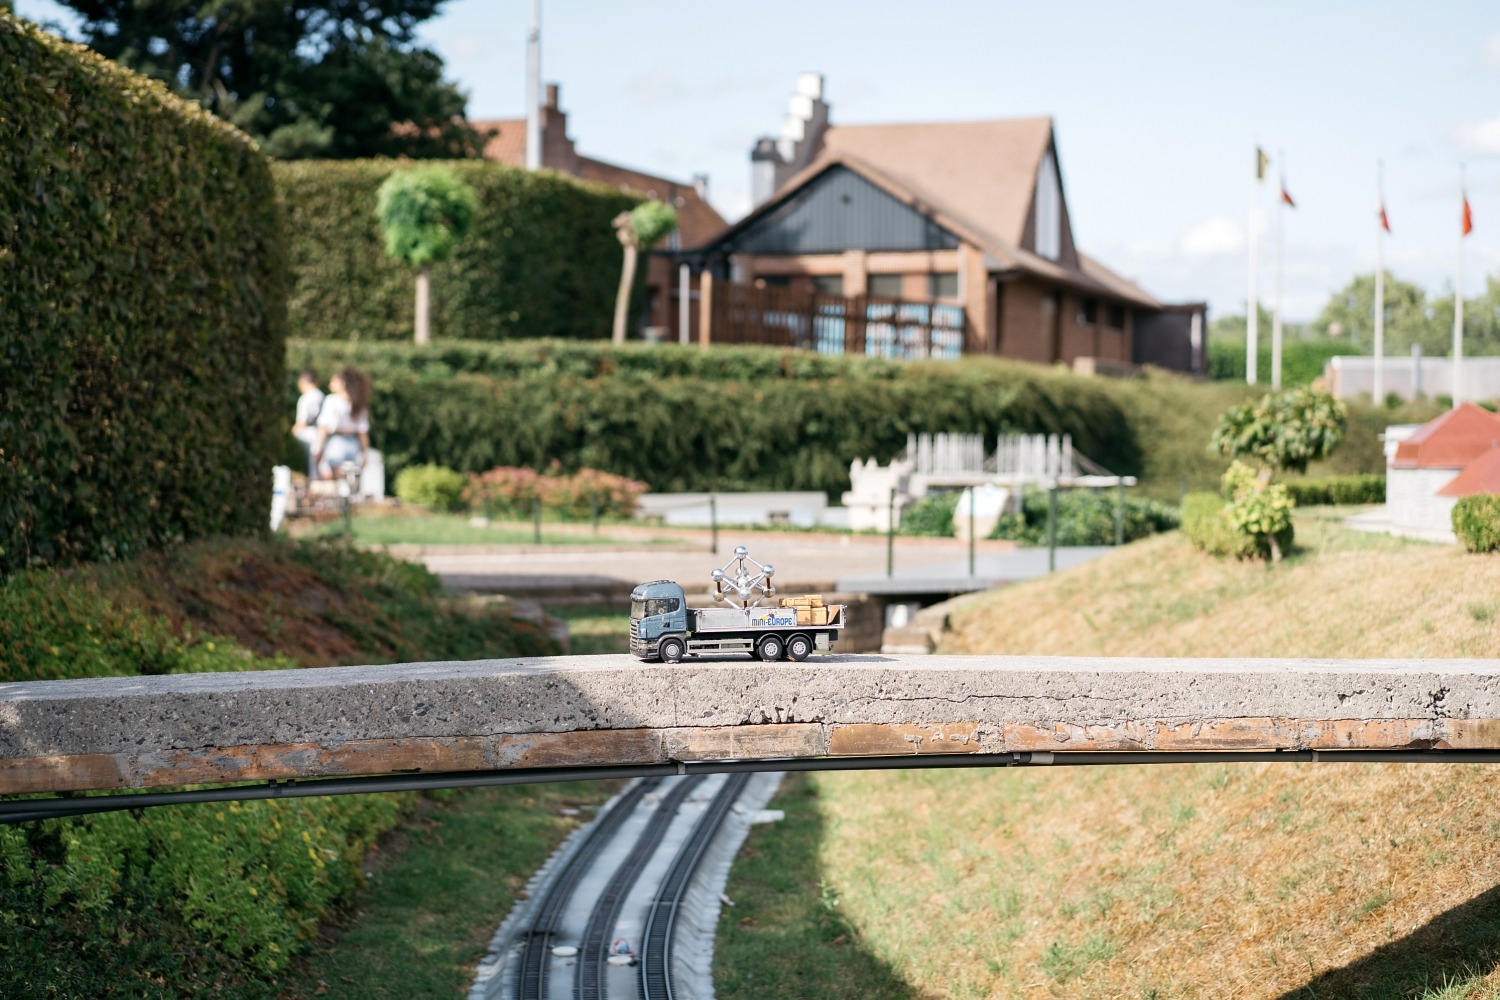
[376,166,478,344]
[1210,386,1348,479]
[611,200,679,346]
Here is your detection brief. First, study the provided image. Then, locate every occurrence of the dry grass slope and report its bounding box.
[721,514,1500,1000]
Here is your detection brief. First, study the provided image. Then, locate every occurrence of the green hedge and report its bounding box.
[1208,336,1353,387]
[276,161,639,342]
[287,341,1143,495]
[1282,474,1385,506]
[0,15,286,575]
[1453,494,1500,553]
[990,488,1181,546]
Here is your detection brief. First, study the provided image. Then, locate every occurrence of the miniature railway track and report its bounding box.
[574,776,709,1000]
[513,778,659,1000]
[637,773,753,1000]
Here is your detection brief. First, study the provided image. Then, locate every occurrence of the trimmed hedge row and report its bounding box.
[1454,494,1500,553]
[276,161,639,342]
[0,15,286,574]
[1282,474,1385,506]
[288,342,1143,495]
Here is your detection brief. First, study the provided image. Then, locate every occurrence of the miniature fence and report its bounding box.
[708,281,966,360]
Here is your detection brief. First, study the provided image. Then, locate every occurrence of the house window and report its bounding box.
[757,275,791,288]
[1105,304,1126,329]
[868,274,905,298]
[929,272,959,300]
[1034,149,1062,261]
[811,275,844,295]
[1077,297,1098,325]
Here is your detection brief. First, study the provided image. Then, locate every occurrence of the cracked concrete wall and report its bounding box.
[5,653,1500,794]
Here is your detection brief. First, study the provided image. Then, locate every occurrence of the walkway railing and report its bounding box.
[707,281,965,360]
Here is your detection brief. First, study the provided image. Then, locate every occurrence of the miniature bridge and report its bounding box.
[5,654,1500,822]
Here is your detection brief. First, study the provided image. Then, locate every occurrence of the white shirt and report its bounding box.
[294,388,324,443]
[316,394,370,435]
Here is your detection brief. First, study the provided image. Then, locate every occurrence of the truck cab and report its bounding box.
[629,580,688,659]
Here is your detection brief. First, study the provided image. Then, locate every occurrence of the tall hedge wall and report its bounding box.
[275,160,640,341]
[288,340,1144,494]
[0,15,286,574]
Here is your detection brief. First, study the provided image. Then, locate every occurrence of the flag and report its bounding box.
[1463,192,1474,236]
[1256,147,1269,181]
[1280,184,1295,208]
[1379,203,1391,233]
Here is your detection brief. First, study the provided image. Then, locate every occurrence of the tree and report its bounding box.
[1312,272,1446,355]
[51,1,482,159]
[611,201,678,346]
[1210,386,1348,477]
[376,167,477,344]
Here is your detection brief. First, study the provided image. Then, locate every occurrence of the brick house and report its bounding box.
[473,83,726,334]
[693,75,1206,371]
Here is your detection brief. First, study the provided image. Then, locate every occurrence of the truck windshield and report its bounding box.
[632,598,680,618]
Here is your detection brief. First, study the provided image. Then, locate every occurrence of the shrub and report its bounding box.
[0,15,286,575]
[900,491,960,537]
[989,488,1181,546]
[1211,387,1348,475]
[1453,494,1500,553]
[276,160,639,342]
[1182,492,1258,559]
[1282,474,1385,506]
[465,465,648,519]
[1183,467,1295,561]
[394,464,467,511]
[1209,336,1352,387]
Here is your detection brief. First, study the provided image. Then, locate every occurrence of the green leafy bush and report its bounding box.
[1282,474,1385,506]
[1183,465,1295,561]
[900,492,960,537]
[1209,336,1353,387]
[1211,387,1348,475]
[276,161,639,341]
[1181,492,1256,559]
[394,463,467,511]
[1453,494,1500,553]
[0,14,286,575]
[989,489,1181,546]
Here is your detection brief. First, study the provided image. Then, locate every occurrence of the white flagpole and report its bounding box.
[525,0,542,171]
[1373,161,1385,402]
[1247,145,1261,385]
[1454,164,1465,408]
[1271,149,1285,389]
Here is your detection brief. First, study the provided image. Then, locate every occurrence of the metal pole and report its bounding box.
[1114,481,1124,547]
[1047,481,1059,574]
[886,488,896,578]
[968,489,976,578]
[678,262,691,345]
[1454,163,1466,408]
[532,496,542,544]
[709,495,718,555]
[1373,160,1386,402]
[1271,149,1285,389]
[524,0,541,171]
[591,498,599,536]
[1247,143,1260,385]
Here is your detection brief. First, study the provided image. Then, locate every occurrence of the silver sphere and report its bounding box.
[710,568,725,581]
[761,563,775,577]
[734,544,749,557]
[736,585,751,598]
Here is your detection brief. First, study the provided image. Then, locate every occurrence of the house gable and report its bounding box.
[721,165,960,255]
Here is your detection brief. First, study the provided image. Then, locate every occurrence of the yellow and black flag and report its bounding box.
[1256,147,1270,181]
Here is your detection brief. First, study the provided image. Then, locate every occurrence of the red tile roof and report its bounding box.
[1437,446,1500,497]
[1391,403,1500,468]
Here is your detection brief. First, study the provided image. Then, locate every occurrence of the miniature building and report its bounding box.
[692,74,1207,372]
[1386,403,1500,537]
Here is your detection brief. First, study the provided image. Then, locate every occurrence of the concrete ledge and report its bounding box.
[5,654,1500,794]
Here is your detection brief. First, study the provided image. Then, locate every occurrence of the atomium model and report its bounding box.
[710,545,776,609]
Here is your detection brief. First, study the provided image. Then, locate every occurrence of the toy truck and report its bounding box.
[628,546,845,662]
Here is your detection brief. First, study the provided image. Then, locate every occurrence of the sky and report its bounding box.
[18,0,1500,322]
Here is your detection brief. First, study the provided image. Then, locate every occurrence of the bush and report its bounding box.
[1182,492,1259,559]
[1453,494,1500,553]
[287,340,1144,496]
[394,463,467,511]
[276,160,639,342]
[1209,336,1353,387]
[900,491,960,537]
[1282,474,1385,506]
[466,465,648,519]
[1182,470,1295,561]
[989,488,1181,546]
[0,15,287,575]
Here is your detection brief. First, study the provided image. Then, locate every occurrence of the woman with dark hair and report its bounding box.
[313,367,371,479]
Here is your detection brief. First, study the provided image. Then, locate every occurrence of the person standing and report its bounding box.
[313,367,371,480]
[291,369,325,477]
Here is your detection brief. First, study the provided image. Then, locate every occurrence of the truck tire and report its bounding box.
[659,637,686,664]
[785,634,813,661]
[756,635,784,662]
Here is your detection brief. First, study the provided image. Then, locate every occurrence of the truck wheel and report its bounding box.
[785,634,813,661]
[756,635,784,662]
[659,637,686,664]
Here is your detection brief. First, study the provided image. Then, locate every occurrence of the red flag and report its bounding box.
[1280,186,1296,208]
[1463,193,1474,236]
[1379,204,1391,233]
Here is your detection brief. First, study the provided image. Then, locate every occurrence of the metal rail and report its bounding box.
[638,773,752,999]
[9,749,1500,824]
[514,778,658,1000]
[575,776,707,1000]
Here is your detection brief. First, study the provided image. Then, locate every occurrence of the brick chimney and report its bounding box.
[539,82,578,173]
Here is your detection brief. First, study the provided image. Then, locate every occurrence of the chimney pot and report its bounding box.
[545,83,559,109]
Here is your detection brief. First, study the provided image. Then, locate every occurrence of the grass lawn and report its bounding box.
[717,513,1500,999]
[289,508,681,548]
[278,781,617,1000]
[546,605,630,655]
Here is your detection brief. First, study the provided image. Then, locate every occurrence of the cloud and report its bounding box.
[1179,216,1245,257]
[623,70,776,107]
[1454,115,1500,155]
